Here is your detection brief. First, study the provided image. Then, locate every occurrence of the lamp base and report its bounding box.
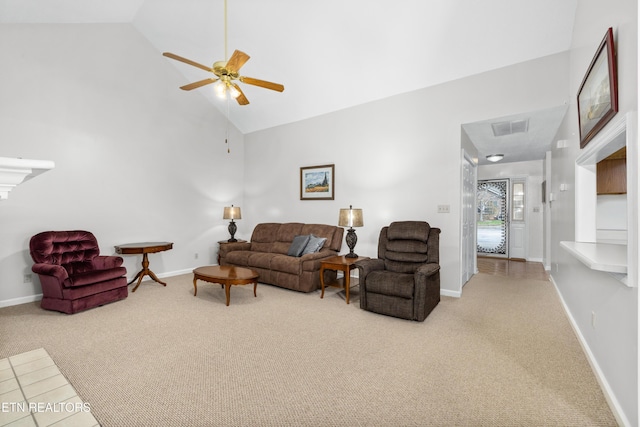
[228,220,238,243]
[345,228,358,258]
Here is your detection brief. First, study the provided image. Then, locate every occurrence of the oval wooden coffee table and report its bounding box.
[193,265,259,306]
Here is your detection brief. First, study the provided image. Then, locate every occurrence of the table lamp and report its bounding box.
[338,205,364,258]
[223,205,242,242]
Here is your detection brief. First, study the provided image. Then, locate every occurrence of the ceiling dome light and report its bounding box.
[486,154,504,162]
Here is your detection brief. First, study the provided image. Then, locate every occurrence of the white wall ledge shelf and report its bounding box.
[560,241,631,286]
[0,157,55,200]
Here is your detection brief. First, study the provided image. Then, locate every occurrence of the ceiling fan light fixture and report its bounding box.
[214,80,227,99]
[486,154,504,162]
[229,85,241,99]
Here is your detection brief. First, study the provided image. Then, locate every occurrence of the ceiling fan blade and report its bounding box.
[180,78,218,91]
[240,76,285,92]
[163,52,213,72]
[232,83,250,105]
[225,50,250,74]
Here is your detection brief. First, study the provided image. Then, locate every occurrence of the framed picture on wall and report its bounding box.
[300,164,334,200]
[577,27,618,149]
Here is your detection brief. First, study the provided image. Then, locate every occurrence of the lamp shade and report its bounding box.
[338,205,363,228]
[223,205,242,220]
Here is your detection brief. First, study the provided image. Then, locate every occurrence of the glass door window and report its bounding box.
[512,182,525,221]
[477,179,509,257]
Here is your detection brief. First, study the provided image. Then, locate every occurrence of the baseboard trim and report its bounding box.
[440,289,461,298]
[549,274,630,427]
[0,294,43,308]
[1,269,196,309]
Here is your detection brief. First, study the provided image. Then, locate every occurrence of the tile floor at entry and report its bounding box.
[0,348,98,427]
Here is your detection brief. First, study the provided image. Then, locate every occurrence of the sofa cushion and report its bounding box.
[64,267,127,288]
[385,251,429,263]
[301,224,341,251]
[276,223,305,242]
[301,235,327,255]
[387,221,430,242]
[386,240,428,254]
[288,235,311,257]
[271,255,302,275]
[248,252,278,270]
[251,223,282,243]
[365,270,415,298]
[225,251,252,266]
[250,223,280,252]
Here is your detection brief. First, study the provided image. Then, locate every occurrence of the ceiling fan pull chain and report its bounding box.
[225,95,231,153]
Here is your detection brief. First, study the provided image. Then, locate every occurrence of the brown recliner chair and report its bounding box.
[30,230,128,314]
[356,221,440,321]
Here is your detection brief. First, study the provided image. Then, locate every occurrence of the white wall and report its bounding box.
[243,52,569,297]
[549,0,638,424]
[0,24,244,305]
[478,159,545,261]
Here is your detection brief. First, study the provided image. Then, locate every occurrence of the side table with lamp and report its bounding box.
[320,205,366,304]
[218,205,245,263]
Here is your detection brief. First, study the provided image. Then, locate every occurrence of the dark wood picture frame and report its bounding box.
[577,27,618,149]
[300,164,334,200]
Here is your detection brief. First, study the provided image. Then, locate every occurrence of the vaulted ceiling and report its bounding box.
[1,0,577,161]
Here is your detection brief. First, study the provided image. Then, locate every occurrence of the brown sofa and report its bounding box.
[218,222,344,292]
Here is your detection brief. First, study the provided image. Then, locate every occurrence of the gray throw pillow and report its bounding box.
[301,234,327,255]
[288,235,311,257]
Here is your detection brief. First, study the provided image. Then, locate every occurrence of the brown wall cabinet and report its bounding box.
[596,147,626,195]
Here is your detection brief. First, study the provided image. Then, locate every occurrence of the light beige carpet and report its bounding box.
[0,273,617,426]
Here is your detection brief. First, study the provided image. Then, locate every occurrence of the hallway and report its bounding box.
[477,257,549,281]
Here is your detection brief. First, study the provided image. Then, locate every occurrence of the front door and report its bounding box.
[509,178,527,260]
[477,179,509,258]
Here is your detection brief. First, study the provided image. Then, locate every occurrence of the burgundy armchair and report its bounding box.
[29,230,128,314]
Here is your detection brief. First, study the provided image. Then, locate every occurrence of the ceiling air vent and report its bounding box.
[491,119,529,137]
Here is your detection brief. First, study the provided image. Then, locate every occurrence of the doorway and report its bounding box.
[461,153,476,285]
[477,179,509,257]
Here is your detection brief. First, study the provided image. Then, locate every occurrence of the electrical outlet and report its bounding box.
[194,253,199,259]
[591,311,596,329]
[23,274,32,283]
[437,205,450,213]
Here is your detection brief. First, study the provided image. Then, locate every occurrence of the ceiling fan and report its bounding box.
[162,0,284,105]
[162,50,284,105]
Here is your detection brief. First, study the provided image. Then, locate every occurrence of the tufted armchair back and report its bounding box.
[30,230,101,275]
[377,221,440,273]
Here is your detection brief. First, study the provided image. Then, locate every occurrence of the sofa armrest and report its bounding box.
[355,258,385,280]
[31,263,68,282]
[416,263,440,278]
[299,250,337,261]
[92,255,124,270]
[219,241,251,259]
